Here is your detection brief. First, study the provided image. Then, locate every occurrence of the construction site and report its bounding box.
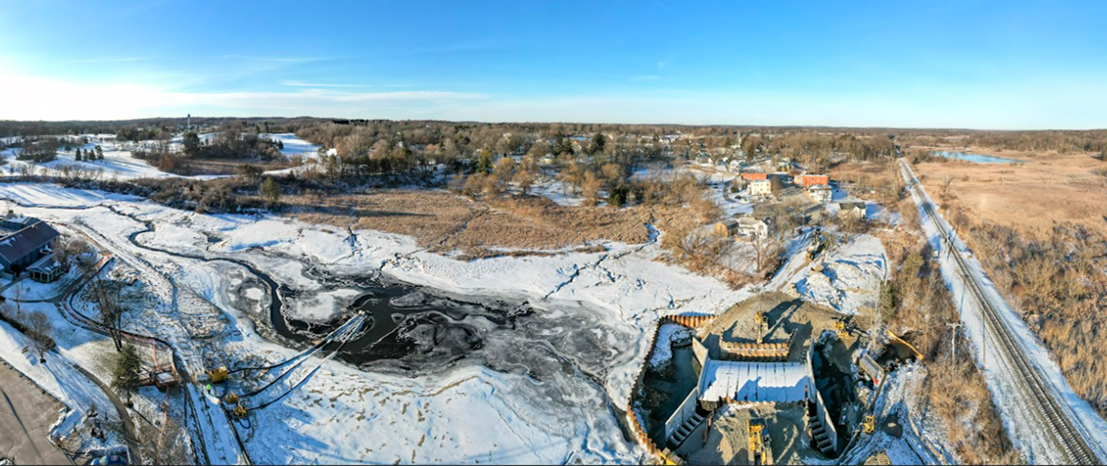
[629,290,923,465]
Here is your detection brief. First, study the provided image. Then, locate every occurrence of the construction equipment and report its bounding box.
[834,320,848,340]
[748,419,773,465]
[862,415,876,435]
[754,311,767,344]
[224,391,239,405]
[207,366,229,384]
[806,232,827,260]
[231,402,248,419]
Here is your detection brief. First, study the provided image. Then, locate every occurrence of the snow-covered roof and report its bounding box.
[0,221,58,267]
[698,360,811,403]
[27,252,59,274]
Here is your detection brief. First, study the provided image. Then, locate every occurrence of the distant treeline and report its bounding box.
[0,117,328,139]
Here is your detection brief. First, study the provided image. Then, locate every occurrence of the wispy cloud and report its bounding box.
[630,59,672,82]
[219,55,333,63]
[0,70,488,120]
[61,57,149,64]
[281,80,369,89]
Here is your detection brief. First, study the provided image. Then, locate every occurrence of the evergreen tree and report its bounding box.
[112,343,142,402]
[95,145,104,160]
[260,177,281,206]
[74,148,83,161]
[182,132,202,157]
[590,132,606,155]
[475,147,494,173]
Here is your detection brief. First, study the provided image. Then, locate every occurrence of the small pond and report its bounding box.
[934,150,1022,164]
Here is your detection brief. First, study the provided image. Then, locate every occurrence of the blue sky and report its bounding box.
[1,0,1104,128]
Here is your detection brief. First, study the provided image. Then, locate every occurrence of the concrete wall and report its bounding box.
[806,340,839,453]
[664,386,701,442]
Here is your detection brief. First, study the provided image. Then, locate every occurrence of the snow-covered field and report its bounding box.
[1,137,225,181]
[261,133,321,159]
[791,234,888,315]
[0,182,756,464]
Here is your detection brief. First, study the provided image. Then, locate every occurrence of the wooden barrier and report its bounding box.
[624,312,718,464]
[719,334,792,361]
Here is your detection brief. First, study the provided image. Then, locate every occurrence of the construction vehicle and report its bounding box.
[754,311,767,344]
[806,233,825,260]
[834,320,848,340]
[862,415,876,435]
[748,419,773,465]
[207,366,229,384]
[224,391,239,405]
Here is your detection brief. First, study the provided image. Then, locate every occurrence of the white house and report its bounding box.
[749,179,773,196]
[809,184,833,203]
[737,216,772,238]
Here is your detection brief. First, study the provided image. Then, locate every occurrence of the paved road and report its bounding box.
[0,360,76,465]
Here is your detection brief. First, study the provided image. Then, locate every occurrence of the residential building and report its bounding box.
[809,184,833,203]
[27,253,65,283]
[737,217,772,238]
[713,219,739,237]
[797,174,829,188]
[836,201,867,221]
[741,172,767,181]
[727,159,743,173]
[749,176,784,196]
[749,179,773,196]
[0,221,60,276]
[0,215,40,232]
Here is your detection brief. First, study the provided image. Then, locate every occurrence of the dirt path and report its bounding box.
[0,360,77,465]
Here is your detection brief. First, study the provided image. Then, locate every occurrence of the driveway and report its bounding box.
[0,360,76,465]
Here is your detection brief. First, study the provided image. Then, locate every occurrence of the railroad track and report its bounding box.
[899,158,1099,465]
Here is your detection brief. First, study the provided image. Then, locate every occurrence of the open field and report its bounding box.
[288,190,691,258]
[169,157,292,176]
[912,149,1107,238]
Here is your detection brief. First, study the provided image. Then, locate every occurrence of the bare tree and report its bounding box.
[53,236,91,270]
[26,311,53,362]
[90,279,126,351]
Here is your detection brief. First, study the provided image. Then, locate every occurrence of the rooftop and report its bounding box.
[0,222,59,266]
[698,360,811,404]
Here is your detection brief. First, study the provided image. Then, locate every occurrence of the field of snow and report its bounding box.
[0,182,758,464]
[261,133,321,159]
[1,138,225,181]
[791,234,888,315]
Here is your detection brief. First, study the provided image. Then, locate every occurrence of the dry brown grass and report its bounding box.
[885,195,1020,465]
[914,150,1107,239]
[914,149,1107,417]
[287,190,686,258]
[925,358,1022,465]
[829,158,903,208]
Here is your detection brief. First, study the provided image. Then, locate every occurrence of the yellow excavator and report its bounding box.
[748,419,772,465]
[862,415,876,435]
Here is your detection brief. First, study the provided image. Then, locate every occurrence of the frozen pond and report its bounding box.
[934,150,1022,164]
